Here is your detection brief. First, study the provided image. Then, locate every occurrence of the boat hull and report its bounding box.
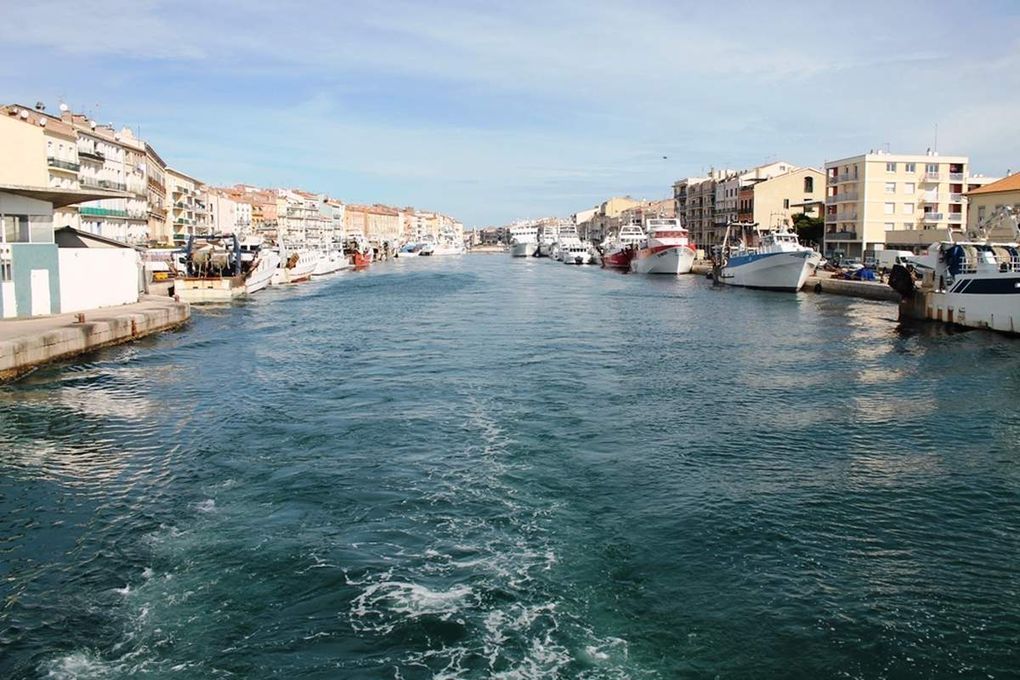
[245,251,280,295]
[312,252,345,277]
[562,251,592,265]
[602,248,635,269]
[175,276,246,303]
[510,242,538,258]
[719,251,811,291]
[631,245,695,275]
[900,279,1020,334]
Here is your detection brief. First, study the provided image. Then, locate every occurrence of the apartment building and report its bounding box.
[346,204,402,244]
[714,162,797,229]
[165,167,207,242]
[207,188,240,235]
[145,143,168,244]
[582,196,643,243]
[824,150,979,258]
[0,105,82,230]
[735,168,826,229]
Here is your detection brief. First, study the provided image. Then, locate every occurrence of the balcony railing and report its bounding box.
[80,207,128,218]
[98,180,127,191]
[925,172,942,181]
[949,192,963,202]
[79,178,101,189]
[836,213,859,221]
[923,212,944,222]
[949,172,964,182]
[947,212,964,223]
[47,157,80,172]
[826,192,859,203]
[77,148,105,162]
[826,231,859,240]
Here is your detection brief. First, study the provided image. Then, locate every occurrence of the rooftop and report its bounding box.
[967,172,1020,196]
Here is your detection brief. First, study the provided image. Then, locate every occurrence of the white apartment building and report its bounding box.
[166,167,207,242]
[824,150,978,258]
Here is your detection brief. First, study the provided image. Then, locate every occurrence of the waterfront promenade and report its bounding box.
[0,296,190,382]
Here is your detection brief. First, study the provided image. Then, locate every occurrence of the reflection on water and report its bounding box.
[2,256,1020,678]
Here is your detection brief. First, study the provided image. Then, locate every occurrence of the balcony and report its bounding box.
[924,172,942,181]
[80,207,128,218]
[826,192,859,203]
[824,213,838,223]
[948,212,963,223]
[836,213,859,221]
[47,157,80,172]
[79,178,101,189]
[949,172,964,182]
[923,213,944,223]
[826,231,859,240]
[77,148,105,162]
[98,180,127,191]
[127,209,148,219]
[949,192,963,202]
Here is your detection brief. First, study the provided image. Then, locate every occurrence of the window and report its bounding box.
[904,182,915,194]
[978,206,986,221]
[884,202,895,215]
[903,203,914,214]
[905,163,916,172]
[885,182,896,193]
[804,176,814,193]
[783,199,790,209]
[0,260,10,282]
[904,222,913,229]
[1,214,53,244]
[884,222,895,230]
[926,163,939,173]
[886,162,897,172]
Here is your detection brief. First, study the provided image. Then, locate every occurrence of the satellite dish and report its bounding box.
[90,120,97,129]
[38,118,46,127]
[19,109,28,119]
[59,103,69,113]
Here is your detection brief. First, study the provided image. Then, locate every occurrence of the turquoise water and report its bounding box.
[2,255,1019,679]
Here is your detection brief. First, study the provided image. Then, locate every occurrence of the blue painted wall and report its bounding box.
[9,243,60,316]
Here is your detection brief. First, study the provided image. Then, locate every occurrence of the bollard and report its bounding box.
[75,313,85,323]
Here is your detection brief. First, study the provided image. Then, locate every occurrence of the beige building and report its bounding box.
[1,105,82,229]
[0,111,50,186]
[714,161,798,229]
[965,173,1020,240]
[145,143,168,244]
[736,167,826,228]
[346,204,402,244]
[673,170,733,248]
[581,196,642,242]
[825,151,975,258]
[165,167,207,241]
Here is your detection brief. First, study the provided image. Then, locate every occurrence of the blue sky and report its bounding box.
[2,0,1018,227]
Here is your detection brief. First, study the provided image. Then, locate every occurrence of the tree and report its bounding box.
[791,212,823,246]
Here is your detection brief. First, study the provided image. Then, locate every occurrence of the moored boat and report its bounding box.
[509,223,539,258]
[312,249,348,276]
[599,223,645,269]
[630,217,695,275]
[174,234,276,302]
[715,224,814,292]
[272,244,319,285]
[890,208,1020,334]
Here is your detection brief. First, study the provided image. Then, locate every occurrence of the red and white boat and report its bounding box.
[630,217,696,275]
[345,234,374,268]
[600,223,645,269]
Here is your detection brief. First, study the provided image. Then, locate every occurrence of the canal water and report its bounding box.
[2,255,1019,679]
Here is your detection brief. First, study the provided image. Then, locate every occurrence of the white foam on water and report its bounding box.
[195,499,216,513]
[42,651,115,679]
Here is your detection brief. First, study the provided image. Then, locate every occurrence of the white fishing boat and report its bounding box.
[240,238,280,295]
[537,223,560,257]
[509,223,539,258]
[715,223,814,292]
[891,207,1020,334]
[630,217,695,275]
[312,249,348,276]
[272,243,319,285]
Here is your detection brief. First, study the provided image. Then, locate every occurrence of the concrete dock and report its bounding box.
[690,261,898,302]
[0,296,191,382]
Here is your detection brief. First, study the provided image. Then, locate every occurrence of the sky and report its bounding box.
[1,0,1018,227]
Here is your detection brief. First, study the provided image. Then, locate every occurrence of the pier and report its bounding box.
[0,296,190,382]
[691,261,898,302]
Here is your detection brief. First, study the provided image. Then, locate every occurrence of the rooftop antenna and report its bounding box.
[934,123,939,153]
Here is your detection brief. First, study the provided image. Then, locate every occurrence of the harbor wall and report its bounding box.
[691,261,898,302]
[0,297,190,382]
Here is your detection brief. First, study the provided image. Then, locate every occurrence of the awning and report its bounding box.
[0,183,131,209]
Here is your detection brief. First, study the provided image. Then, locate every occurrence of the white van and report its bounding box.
[877,250,914,270]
